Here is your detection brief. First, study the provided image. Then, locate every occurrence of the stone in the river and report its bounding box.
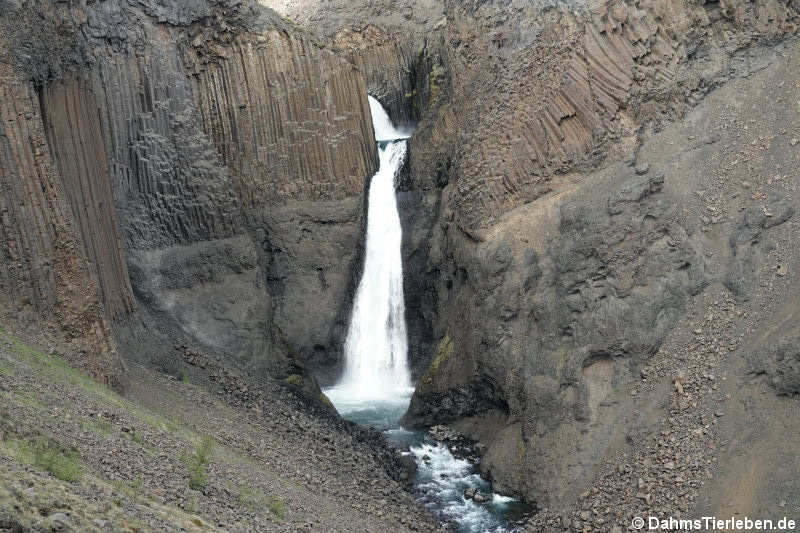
[473,491,489,503]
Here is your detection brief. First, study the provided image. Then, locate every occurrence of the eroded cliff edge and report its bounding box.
[264,0,800,520]
[0,0,378,390]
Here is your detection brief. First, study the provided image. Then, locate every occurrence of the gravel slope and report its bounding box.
[0,328,440,532]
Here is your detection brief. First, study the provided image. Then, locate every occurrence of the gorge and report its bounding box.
[326,96,527,532]
[2,0,800,531]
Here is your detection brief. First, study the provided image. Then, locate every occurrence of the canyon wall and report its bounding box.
[401,0,800,510]
[265,0,800,511]
[0,39,119,384]
[4,0,800,520]
[0,0,377,387]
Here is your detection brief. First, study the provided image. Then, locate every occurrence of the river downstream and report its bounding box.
[325,394,530,532]
[324,95,529,532]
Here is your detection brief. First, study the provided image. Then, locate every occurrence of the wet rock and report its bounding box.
[472,491,489,503]
[429,425,457,441]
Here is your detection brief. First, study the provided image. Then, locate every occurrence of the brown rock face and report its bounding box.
[186,30,376,204]
[400,0,800,511]
[40,78,135,321]
[268,0,800,513]
[0,47,118,384]
[425,0,800,231]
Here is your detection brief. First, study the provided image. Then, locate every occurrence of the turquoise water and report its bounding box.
[329,396,530,532]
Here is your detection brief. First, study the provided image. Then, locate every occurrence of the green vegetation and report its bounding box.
[235,484,286,518]
[128,428,145,445]
[11,392,47,411]
[0,329,183,437]
[319,392,334,409]
[284,374,303,387]
[10,437,83,482]
[184,491,199,513]
[84,416,113,435]
[422,333,454,385]
[185,436,215,490]
[113,476,145,502]
[429,64,446,104]
[268,498,286,519]
[236,484,262,509]
[0,327,295,527]
[0,330,122,408]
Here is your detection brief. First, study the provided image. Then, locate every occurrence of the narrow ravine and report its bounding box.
[325,96,528,533]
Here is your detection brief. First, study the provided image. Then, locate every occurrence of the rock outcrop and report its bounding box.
[405,32,800,514]
[0,0,378,388]
[272,0,800,513]
[0,43,118,385]
[418,0,800,232]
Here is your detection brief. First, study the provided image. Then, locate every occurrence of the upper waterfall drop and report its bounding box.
[325,96,414,409]
[368,96,412,142]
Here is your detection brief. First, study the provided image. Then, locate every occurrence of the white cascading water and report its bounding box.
[324,96,527,532]
[325,96,414,408]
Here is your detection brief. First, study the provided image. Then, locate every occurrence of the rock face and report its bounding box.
[415,0,800,232]
[40,79,136,322]
[0,0,377,386]
[268,0,800,511]
[4,0,800,522]
[0,45,118,385]
[747,337,800,396]
[403,33,800,512]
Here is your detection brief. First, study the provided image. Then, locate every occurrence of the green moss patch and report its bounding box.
[284,374,304,388]
[423,333,454,385]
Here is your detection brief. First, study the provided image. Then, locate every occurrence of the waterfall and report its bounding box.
[326,96,413,407]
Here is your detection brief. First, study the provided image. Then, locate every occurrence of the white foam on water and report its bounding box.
[325,96,413,405]
[324,95,525,533]
[410,441,519,533]
[492,494,515,505]
[368,95,413,141]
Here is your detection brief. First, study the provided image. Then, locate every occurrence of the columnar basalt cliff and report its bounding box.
[407,1,800,516]
[265,0,800,516]
[40,78,136,322]
[4,0,800,528]
[0,0,378,388]
[0,46,119,385]
[183,26,379,378]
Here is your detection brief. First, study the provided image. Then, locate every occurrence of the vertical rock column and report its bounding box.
[186,29,376,205]
[184,29,379,376]
[0,48,118,384]
[40,77,135,321]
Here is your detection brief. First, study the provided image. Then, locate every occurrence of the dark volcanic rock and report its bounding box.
[725,195,794,300]
[404,167,710,503]
[747,336,800,395]
[0,0,378,388]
